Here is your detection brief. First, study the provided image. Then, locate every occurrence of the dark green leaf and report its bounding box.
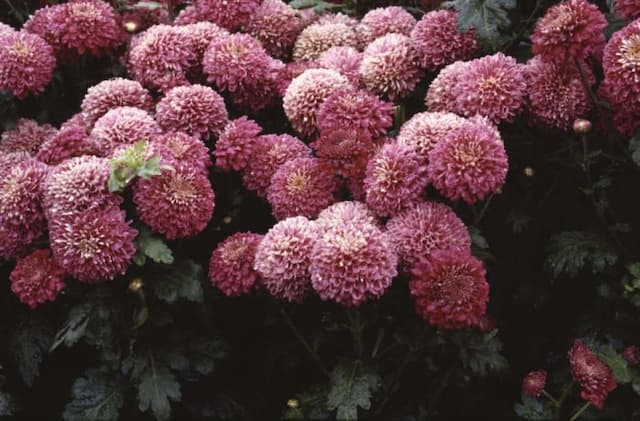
[545,231,618,278]
[154,259,204,304]
[187,338,228,376]
[0,391,16,416]
[457,330,509,377]
[122,1,165,10]
[443,0,516,50]
[327,363,379,420]
[51,302,93,351]
[595,346,632,384]
[137,358,181,421]
[136,227,174,265]
[289,0,319,9]
[514,394,554,420]
[63,369,124,421]
[11,318,53,387]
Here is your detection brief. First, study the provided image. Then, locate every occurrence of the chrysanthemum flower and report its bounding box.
[81,78,153,126]
[194,0,260,31]
[357,6,416,45]
[254,216,318,302]
[411,10,478,71]
[397,112,466,164]
[0,151,31,176]
[0,31,56,98]
[425,61,468,112]
[453,53,526,123]
[316,201,378,229]
[214,117,262,172]
[522,370,547,398]
[386,201,471,269]
[155,84,228,140]
[243,134,312,197]
[36,125,101,165]
[246,0,305,59]
[428,119,508,204]
[615,0,640,20]
[602,19,640,114]
[90,106,161,154]
[360,33,423,101]
[0,160,48,259]
[180,21,228,62]
[0,118,57,155]
[150,132,211,176]
[623,345,640,366]
[173,5,201,25]
[274,60,321,97]
[410,250,489,329]
[363,142,428,217]
[311,128,376,179]
[317,46,362,86]
[23,6,61,51]
[133,164,215,240]
[209,232,263,297]
[10,249,65,309]
[283,68,351,138]
[293,23,359,61]
[315,12,358,27]
[0,22,14,34]
[531,0,607,63]
[49,206,137,283]
[568,340,617,409]
[310,221,397,306]
[60,112,90,132]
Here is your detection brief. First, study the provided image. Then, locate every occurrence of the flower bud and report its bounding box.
[524,166,535,177]
[129,277,143,292]
[573,119,592,134]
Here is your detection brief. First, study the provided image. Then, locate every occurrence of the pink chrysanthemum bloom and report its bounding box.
[531,0,607,63]
[194,0,260,31]
[60,112,91,132]
[173,5,201,25]
[524,57,593,130]
[363,142,428,217]
[127,24,196,92]
[360,33,423,101]
[428,119,507,204]
[246,0,305,59]
[615,0,640,20]
[293,23,359,61]
[522,370,548,398]
[81,78,153,126]
[317,46,362,86]
[623,345,640,366]
[133,164,214,239]
[568,340,617,409]
[410,250,489,329]
[453,53,526,123]
[0,118,57,155]
[10,249,65,309]
[180,21,228,61]
[283,68,351,138]
[425,60,468,112]
[310,220,397,306]
[155,85,228,140]
[386,201,471,270]
[254,216,318,302]
[209,232,263,297]
[0,31,56,99]
[36,125,101,165]
[214,117,262,172]
[267,157,339,220]
[0,22,14,34]
[23,5,59,48]
[90,106,161,154]
[49,206,137,283]
[316,88,392,138]
[358,6,416,45]
[311,128,376,179]
[397,112,466,164]
[243,134,312,197]
[602,19,640,114]
[0,160,48,259]
[411,10,479,71]
[315,12,358,27]
[274,60,321,97]
[316,200,378,229]
[0,151,31,176]
[150,132,211,176]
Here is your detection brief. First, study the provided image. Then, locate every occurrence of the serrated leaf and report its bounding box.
[457,330,509,377]
[327,363,379,420]
[443,0,516,50]
[514,394,554,420]
[187,338,228,376]
[136,227,174,265]
[108,141,171,192]
[545,231,618,279]
[137,357,182,421]
[153,259,204,304]
[51,302,93,351]
[595,346,632,384]
[11,318,53,387]
[63,369,124,421]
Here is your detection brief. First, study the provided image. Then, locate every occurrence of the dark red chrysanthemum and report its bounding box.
[522,370,547,397]
[10,249,65,309]
[214,117,262,172]
[311,128,376,180]
[0,31,56,98]
[615,0,640,20]
[246,0,305,59]
[568,340,617,409]
[623,345,640,366]
[194,0,260,31]
[209,232,263,297]
[36,125,101,165]
[150,131,211,176]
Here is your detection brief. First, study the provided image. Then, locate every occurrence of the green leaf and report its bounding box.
[514,394,554,420]
[135,227,174,266]
[63,369,124,421]
[443,0,516,50]
[289,0,343,11]
[11,318,53,387]
[153,259,204,304]
[122,1,165,10]
[624,263,640,306]
[137,357,182,421]
[187,338,228,376]
[545,231,618,279]
[51,302,93,351]
[457,330,509,377]
[326,363,379,420]
[470,226,495,262]
[595,346,632,384]
[108,141,171,192]
[0,391,16,416]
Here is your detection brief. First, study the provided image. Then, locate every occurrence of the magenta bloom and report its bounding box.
[425,61,468,112]
[410,250,489,330]
[267,157,338,220]
[386,201,471,270]
[0,31,56,99]
[0,151,31,176]
[623,345,640,366]
[10,249,65,309]
[315,12,358,28]
[522,371,548,398]
[243,134,312,197]
[453,53,526,123]
[397,112,466,164]
[316,88,392,138]
[317,46,362,86]
[36,125,100,165]
[411,10,478,71]
[602,19,640,114]
[194,0,260,31]
[49,206,137,283]
[90,106,161,154]
[428,119,508,204]
[0,23,14,35]
[0,118,57,155]
[133,164,214,240]
[155,85,228,141]
[209,232,263,297]
[283,68,351,138]
[293,23,359,61]
[150,132,211,176]
[254,216,318,302]
[214,117,262,172]
[358,6,416,45]
[246,0,305,59]
[531,0,606,63]
[23,6,59,49]
[310,221,397,307]
[312,128,377,180]
[273,60,321,97]
[173,5,201,25]
[0,160,48,259]
[364,143,429,217]
[360,33,423,101]
[81,78,153,126]
[568,340,617,409]
[316,201,378,230]
[615,0,640,20]
[180,22,228,62]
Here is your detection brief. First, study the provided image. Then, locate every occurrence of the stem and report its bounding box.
[348,308,364,358]
[574,59,599,108]
[371,328,385,359]
[473,194,494,226]
[541,390,559,406]
[280,308,329,377]
[393,104,406,133]
[569,402,591,421]
[556,380,575,418]
[373,347,414,417]
[426,366,454,417]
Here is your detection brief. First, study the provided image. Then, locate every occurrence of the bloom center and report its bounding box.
[285,169,310,193]
[167,176,197,205]
[619,35,640,69]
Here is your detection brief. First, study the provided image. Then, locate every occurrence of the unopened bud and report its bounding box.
[573,119,592,134]
[129,277,143,292]
[524,166,535,177]
[124,21,138,33]
[286,399,299,409]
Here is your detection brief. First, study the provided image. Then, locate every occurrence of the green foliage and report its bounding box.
[121,1,165,11]
[186,338,228,376]
[63,369,124,421]
[134,226,174,266]
[545,231,618,278]
[623,263,640,306]
[289,0,344,12]
[595,345,632,384]
[455,330,509,377]
[443,0,516,50]
[11,318,53,387]
[514,394,554,420]
[153,259,204,304]
[0,391,16,417]
[327,363,379,420]
[470,226,495,262]
[108,141,171,192]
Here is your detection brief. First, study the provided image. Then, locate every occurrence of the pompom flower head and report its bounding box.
[246,0,305,59]
[173,5,201,25]
[0,151,30,176]
[316,201,378,230]
[317,46,362,86]
[358,6,416,45]
[522,370,548,397]
[311,128,376,180]
[150,132,211,176]
[0,118,57,155]
[209,232,263,297]
[410,250,489,329]
[180,22,228,62]
[293,23,359,61]
[397,112,466,164]
[274,60,321,97]
[602,19,640,114]
[10,249,65,309]
[615,0,640,20]
[254,216,318,302]
[214,117,262,172]
[568,340,617,409]
[36,125,100,165]
[425,61,468,112]
[194,0,260,31]
[90,106,161,154]
[81,78,153,126]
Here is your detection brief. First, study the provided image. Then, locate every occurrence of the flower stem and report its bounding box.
[280,307,329,377]
[348,308,364,358]
[542,390,559,406]
[555,380,575,418]
[574,59,599,108]
[569,402,591,421]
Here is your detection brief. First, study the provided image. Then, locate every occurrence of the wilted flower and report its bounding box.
[209,232,263,296]
[10,249,65,309]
